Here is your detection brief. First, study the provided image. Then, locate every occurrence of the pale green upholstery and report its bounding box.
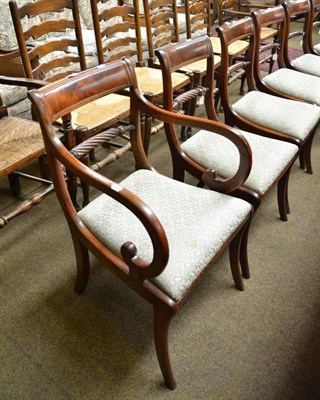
[262,68,320,105]
[78,170,252,301]
[233,91,320,141]
[291,53,320,77]
[181,129,298,196]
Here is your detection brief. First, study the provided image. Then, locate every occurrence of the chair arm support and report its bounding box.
[133,88,253,193]
[0,75,46,89]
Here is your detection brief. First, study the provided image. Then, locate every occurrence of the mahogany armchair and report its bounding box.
[251,6,320,106]
[281,0,320,77]
[155,36,298,242]
[29,58,254,389]
[217,17,320,174]
[0,75,54,229]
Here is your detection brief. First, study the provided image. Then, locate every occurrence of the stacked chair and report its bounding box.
[1,0,319,390]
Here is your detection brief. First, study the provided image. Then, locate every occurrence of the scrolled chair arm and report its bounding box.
[53,137,170,283]
[132,87,253,194]
[27,91,169,282]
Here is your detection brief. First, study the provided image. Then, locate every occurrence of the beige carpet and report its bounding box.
[1,19,320,397]
[1,115,319,399]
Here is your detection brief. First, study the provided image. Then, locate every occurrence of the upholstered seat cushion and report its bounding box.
[291,54,320,77]
[262,68,320,105]
[233,91,320,141]
[78,170,252,301]
[181,129,298,196]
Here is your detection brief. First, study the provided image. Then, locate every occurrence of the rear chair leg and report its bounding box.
[72,236,90,294]
[153,305,177,390]
[239,216,253,279]
[229,227,246,291]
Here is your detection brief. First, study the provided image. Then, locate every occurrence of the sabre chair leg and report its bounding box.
[277,169,292,221]
[72,236,90,295]
[299,149,306,171]
[153,305,177,390]
[229,227,246,291]
[304,133,315,175]
[239,216,254,280]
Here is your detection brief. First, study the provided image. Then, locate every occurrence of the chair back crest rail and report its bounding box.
[155,35,216,114]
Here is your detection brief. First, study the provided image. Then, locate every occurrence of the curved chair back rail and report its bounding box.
[28,58,254,389]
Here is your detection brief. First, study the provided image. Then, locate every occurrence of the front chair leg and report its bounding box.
[153,305,177,390]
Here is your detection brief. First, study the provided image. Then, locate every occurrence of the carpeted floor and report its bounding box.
[1,24,320,400]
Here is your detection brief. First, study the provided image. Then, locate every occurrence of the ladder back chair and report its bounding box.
[9,0,132,206]
[251,6,320,106]
[142,0,180,68]
[29,58,254,390]
[90,0,191,150]
[185,0,249,63]
[142,0,219,141]
[0,75,55,229]
[217,17,320,174]
[281,0,320,77]
[155,36,298,271]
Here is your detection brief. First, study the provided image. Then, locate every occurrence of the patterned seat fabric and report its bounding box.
[291,54,320,77]
[181,128,298,196]
[78,169,252,301]
[262,68,320,105]
[233,90,320,141]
